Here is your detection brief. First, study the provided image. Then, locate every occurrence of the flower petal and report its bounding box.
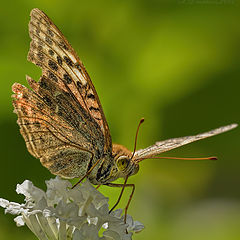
[1,176,144,239]
[28,214,48,240]
[36,212,57,240]
[0,198,9,208]
[131,220,145,233]
[58,220,67,240]
[103,229,121,240]
[14,216,25,226]
[81,180,108,209]
[73,223,101,240]
[16,180,46,202]
[46,176,71,205]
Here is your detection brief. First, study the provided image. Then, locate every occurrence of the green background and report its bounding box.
[0,0,239,239]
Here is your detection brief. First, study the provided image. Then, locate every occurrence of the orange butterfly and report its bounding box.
[12,8,237,225]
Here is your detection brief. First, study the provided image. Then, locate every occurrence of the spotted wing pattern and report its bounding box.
[134,124,238,160]
[28,8,111,150]
[12,8,112,178]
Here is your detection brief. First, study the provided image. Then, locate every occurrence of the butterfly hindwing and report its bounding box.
[12,79,97,178]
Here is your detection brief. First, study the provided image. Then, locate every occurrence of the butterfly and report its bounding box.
[12,8,237,224]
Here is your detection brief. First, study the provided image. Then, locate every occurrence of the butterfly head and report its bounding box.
[116,155,139,176]
[113,144,139,177]
[112,118,145,178]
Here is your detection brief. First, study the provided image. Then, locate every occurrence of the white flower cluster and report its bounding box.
[0,177,144,240]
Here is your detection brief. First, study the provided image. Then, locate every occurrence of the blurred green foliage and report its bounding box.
[0,0,240,239]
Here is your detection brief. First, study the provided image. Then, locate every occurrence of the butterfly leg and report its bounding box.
[105,176,135,224]
[96,184,101,190]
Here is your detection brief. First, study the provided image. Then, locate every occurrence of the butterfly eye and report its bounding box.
[116,157,129,171]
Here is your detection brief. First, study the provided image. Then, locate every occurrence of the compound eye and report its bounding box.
[116,157,129,171]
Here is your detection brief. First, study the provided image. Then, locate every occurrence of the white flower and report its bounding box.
[0,177,144,240]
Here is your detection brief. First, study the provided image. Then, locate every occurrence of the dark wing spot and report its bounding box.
[57,56,62,66]
[37,52,44,61]
[35,121,41,128]
[20,119,30,125]
[43,95,52,106]
[63,73,72,84]
[36,102,44,110]
[48,49,54,56]
[37,45,43,51]
[75,63,83,73]
[47,29,54,37]
[76,81,82,88]
[87,93,95,99]
[39,79,48,89]
[64,91,70,97]
[59,41,69,51]
[48,60,58,71]
[36,62,43,67]
[35,28,40,36]
[48,71,58,82]
[22,93,29,100]
[39,136,45,143]
[28,52,34,61]
[89,106,99,112]
[37,40,44,46]
[20,106,27,115]
[63,56,73,67]
[45,36,53,45]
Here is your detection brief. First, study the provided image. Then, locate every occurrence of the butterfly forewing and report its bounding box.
[12,8,112,179]
[134,124,238,160]
[28,8,111,151]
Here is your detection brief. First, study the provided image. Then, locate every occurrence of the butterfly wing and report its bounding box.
[28,8,111,150]
[12,79,95,178]
[12,8,112,178]
[134,124,237,160]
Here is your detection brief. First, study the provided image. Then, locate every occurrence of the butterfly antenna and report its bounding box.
[131,118,145,159]
[136,156,217,163]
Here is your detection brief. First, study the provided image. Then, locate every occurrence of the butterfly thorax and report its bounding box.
[87,144,139,185]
